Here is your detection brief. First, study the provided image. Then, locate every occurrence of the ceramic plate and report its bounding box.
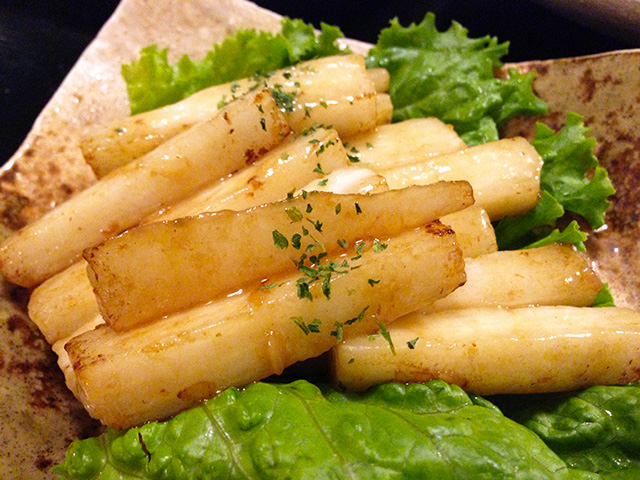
[0,1,638,477]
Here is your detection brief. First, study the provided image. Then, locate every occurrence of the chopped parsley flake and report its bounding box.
[316,140,336,156]
[291,233,302,249]
[331,321,344,342]
[351,242,365,260]
[217,96,230,109]
[322,275,331,298]
[368,278,380,287]
[378,322,396,355]
[337,238,348,248]
[272,230,288,249]
[407,337,419,349]
[345,306,369,325]
[260,118,266,131]
[295,256,349,301]
[296,278,313,300]
[313,162,326,175]
[373,239,388,252]
[270,84,297,113]
[355,202,362,214]
[318,179,328,186]
[285,206,304,223]
[293,317,322,335]
[335,203,342,214]
[307,218,323,232]
[347,146,361,163]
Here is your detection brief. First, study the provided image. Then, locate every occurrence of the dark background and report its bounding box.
[1,0,636,164]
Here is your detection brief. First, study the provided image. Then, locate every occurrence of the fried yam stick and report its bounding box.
[382,136,543,220]
[86,182,473,331]
[332,306,640,394]
[0,90,290,287]
[66,223,465,428]
[82,55,386,177]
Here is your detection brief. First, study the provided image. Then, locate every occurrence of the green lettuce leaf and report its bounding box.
[593,283,616,307]
[523,220,587,251]
[494,113,615,251]
[122,18,348,114]
[533,112,615,228]
[365,14,547,145]
[497,383,640,479]
[494,191,565,250]
[53,380,596,479]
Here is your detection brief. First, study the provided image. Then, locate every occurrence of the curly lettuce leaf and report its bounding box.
[122,18,348,114]
[495,113,615,250]
[53,380,594,479]
[365,14,547,145]
[534,112,615,228]
[497,383,640,479]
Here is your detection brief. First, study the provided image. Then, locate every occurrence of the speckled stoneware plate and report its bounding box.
[0,1,638,478]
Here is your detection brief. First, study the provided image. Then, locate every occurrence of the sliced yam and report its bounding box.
[440,205,497,258]
[0,90,290,287]
[381,136,543,220]
[149,126,349,222]
[366,67,390,93]
[424,243,603,313]
[28,260,99,345]
[82,54,384,177]
[298,167,389,196]
[30,180,488,345]
[332,306,640,394]
[276,55,380,137]
[344,118,467,170]
[85,182,474,331]
[66,223,466,428]
[80,75,261,177]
